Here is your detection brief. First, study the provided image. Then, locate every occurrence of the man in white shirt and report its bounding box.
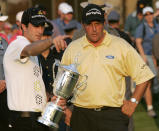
[3,7,67,131]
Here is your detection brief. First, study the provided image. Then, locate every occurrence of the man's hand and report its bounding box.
[121,100,137,117]
[0,80,6,93]
[53,35,69,53]
[51,96,67,110]
[64,108,72,126]
[154,10,159,17]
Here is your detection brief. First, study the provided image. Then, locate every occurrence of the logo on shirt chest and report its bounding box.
[105,55,115,59]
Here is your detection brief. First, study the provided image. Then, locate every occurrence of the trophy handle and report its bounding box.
[53,59,61,80]
[71,75,88,99]
[76,75,88,90]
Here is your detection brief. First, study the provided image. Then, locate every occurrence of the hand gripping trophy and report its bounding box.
[38,60,88,128]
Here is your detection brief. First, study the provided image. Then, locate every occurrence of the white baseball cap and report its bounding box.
[143,6,154,15]
[156,1,159,9]
[80,0,112,12]
[0,16,8,21]
[16,11,24,22]
[58,2,73,14]
[0,12,8,22]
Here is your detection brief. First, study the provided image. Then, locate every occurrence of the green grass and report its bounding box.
[134,93,159,131]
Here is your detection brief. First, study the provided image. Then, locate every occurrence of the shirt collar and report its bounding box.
[81,31,112,48]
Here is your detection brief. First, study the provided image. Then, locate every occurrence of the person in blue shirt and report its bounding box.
[124,0,146,43]
[135,6,159,118]
[53,2,82,35]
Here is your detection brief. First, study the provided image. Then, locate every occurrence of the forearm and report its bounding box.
[21,37,53,58]
[0,80,6,94]
[131,81,148,102]
[136,38,145,57]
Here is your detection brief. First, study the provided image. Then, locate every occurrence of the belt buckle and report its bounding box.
[94,108,101,111]
[21,112,31,117]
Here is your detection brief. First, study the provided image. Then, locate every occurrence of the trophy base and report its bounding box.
[38,116,59,129]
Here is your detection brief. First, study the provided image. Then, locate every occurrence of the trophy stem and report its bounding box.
[54,96,61,106]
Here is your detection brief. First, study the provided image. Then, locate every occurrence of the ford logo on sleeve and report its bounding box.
[105,55,115,59]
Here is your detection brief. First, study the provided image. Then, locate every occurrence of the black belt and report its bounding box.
[74,106,121,112]
[10,110,41,118]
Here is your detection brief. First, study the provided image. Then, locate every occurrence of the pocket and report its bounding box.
[119,110,129,122]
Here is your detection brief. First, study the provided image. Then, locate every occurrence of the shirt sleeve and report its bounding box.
[123,46,155,85]
[135,24,144,39]
[12,38,30,63]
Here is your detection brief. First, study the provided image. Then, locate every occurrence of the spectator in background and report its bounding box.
[135,6,159,118]
[53,2,82,35]
[52,2,70,36]
[108,10,133,46]
[0,36,9,131]
[152,32,159,91]
[124,0,146,43]
[154,1,159,24]
[0,9,10,131]
[0,10,8,42]
[63,20,78,40]
[152,32,159,62]
[8,11,23,44]
[4,22,12,41]
[11,24,19,35]
[16,11,23,29]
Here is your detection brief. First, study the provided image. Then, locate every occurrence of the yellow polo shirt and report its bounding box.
[61,32,154,108]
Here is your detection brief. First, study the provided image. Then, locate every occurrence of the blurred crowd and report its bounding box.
[0,0,159,131]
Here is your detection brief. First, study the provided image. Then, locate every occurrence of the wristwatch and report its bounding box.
[130,98,139,104]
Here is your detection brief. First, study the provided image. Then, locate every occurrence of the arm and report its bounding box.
[136,38,147,63]
[21,35,68,58]
[64,107,72,126]
[0,80,6,94]
[121,40,154,117]
[122,81,148,117]
[153,10,159,17]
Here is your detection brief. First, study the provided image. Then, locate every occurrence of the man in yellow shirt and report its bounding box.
[62,4,154,131]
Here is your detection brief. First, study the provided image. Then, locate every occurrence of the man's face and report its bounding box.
[144,12,154,23]
[23,23,44,42]
[137,13,143,20]
[63,13,73,22]
[83,21,105,43]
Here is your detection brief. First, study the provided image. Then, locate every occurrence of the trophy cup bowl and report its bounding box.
[38,60,87,128]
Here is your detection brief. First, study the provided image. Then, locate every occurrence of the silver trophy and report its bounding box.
[38,60,87,128]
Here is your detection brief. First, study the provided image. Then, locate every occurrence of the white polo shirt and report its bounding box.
[3,36,47,112]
